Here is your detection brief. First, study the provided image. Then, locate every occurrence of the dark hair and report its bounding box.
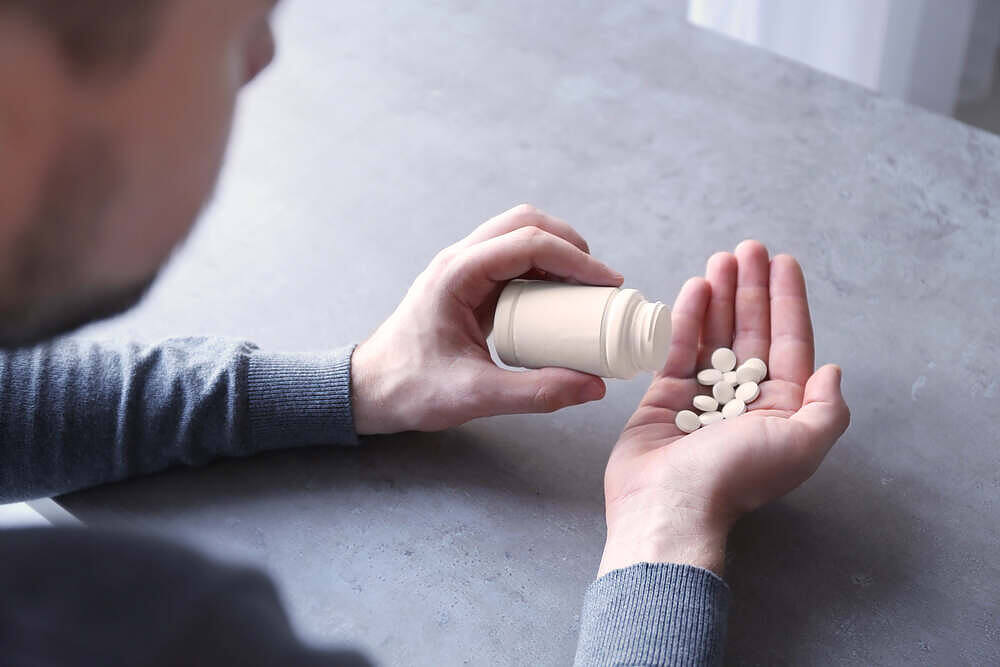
[0,0,166,76]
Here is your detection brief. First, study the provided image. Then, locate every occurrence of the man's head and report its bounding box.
[0,0,278,346]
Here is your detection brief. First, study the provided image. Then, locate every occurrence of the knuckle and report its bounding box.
[512,203,538,217]
[438,253,469,287]
[511,205,547,229]
[432,244,460,267]
[516,224,546,243]
[532,384,563,413]
[425,248,469,291]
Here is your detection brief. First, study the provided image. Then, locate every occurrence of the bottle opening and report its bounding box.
[633,301,671,372]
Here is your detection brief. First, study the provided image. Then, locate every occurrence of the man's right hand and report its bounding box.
[350,205,622,435]
[598,241,850,577]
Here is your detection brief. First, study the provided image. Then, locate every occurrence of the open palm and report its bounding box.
[600,241,850,576]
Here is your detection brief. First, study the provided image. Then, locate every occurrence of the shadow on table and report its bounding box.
[722,483,943,666]
[59,413,613,525]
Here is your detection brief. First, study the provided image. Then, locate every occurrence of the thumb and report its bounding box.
[479,366,606,416]
[789,364,851,459]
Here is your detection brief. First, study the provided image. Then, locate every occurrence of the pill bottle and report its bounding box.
[492,279,671,379]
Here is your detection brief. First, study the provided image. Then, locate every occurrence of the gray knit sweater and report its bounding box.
[0,337,729,665]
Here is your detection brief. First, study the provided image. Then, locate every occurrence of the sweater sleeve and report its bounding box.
[0,337,359,504]
[573,562,730,667]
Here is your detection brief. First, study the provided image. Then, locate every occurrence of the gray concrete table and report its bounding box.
[60,1,1000,664]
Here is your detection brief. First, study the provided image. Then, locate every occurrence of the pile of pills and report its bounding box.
[674,347,768,433]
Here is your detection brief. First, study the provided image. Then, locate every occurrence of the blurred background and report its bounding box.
[676,0,1000,134]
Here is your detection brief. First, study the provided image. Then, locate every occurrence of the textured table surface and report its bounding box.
[61,1,1000,664]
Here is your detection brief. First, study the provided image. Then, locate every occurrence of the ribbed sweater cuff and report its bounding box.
[246,345,360,450]
[574,562,730,667]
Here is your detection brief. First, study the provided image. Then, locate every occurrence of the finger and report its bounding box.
[788,364,851,468]
[475,366,606,416]
[456,204,590,254]
[474,282,505,336]
[768,254,814,386]
[447,226,623,308]
[699,251,737,367]
[659,277,711,378]
[733,240,771,364]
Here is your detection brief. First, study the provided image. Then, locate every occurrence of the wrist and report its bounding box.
[350,340,395,435]
[598,508,730,578]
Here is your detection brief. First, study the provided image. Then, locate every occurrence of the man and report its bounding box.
[0,0,850,665]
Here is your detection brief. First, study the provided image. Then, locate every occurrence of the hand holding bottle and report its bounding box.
[350,205,622,434]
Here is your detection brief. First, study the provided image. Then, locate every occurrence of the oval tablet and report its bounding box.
[697,368,723,385]
[735,364,756,384]
[711,347,737,372]
[721,398,746,419]
[712,381,735,404]
[693,395,718,412]
[736,360,767,384]
[735,381,760,403]
[699,411,723,426]
[723,371,738,385]
[675,410,701,433]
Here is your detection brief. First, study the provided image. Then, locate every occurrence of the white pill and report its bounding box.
[675,410,701,433]
[721,398,746,419]
[693,395,718,412]
[699,411,723,426]
[712,381,735,404]
[723,371,738,385]
[736,358,767,384]
[711,347,737,372]
[734,365,757,384]
[735,381,760,403]
[697,368,723,385]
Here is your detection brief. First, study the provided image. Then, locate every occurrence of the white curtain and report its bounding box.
[687,0,997,115]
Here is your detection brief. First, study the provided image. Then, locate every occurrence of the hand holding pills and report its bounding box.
[598,241,851,579]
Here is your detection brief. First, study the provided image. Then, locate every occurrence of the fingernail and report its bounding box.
[581,380,605,402]
[827,364,843,387]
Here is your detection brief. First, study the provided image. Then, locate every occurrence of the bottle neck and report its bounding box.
[604,290,672,378]
[629,300,671,373]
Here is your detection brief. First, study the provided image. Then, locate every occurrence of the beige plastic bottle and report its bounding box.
[492,279,672,379]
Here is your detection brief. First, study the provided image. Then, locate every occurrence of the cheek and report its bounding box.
[92,54,245,284]
[164,67,241,224]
